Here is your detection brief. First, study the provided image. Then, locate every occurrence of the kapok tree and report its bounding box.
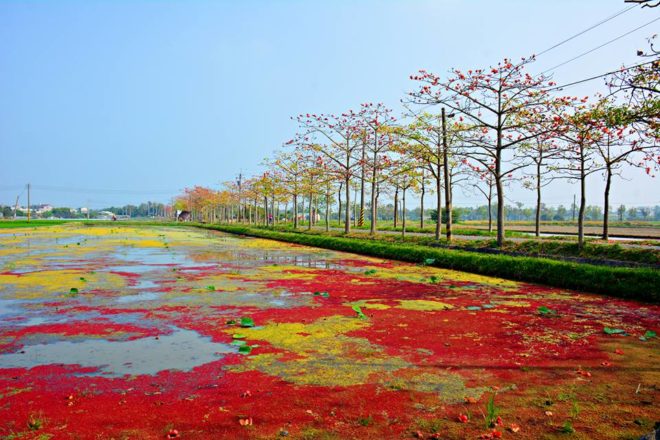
[289,110,362,233]
[357,102,397,234]
[464,161,505,233]
[520,135,562,237]
[409,57,558,246]
[590,99,659,239]
[553,100,605,249]
[398,112,447,240]
[298,151,326,230]
[606,35,659,139]
[387,157,421,238]
[271,150,305,229]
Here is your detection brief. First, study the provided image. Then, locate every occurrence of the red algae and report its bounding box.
[0,225,657,439]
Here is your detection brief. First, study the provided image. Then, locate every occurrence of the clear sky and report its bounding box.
[1,0,658,209]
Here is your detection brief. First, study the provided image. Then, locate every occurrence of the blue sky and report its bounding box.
[1,0,658,208]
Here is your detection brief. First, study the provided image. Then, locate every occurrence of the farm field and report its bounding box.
[0,224,658,439]
[459,223,660,240]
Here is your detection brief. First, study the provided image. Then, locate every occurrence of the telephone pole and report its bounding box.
[237,172,243,223]
[27,183,31,222]
[442,108,455,241]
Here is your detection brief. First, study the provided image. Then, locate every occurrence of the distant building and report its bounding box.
[34,204,53,214]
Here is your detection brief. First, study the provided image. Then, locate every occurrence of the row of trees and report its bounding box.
[175,38,659,248]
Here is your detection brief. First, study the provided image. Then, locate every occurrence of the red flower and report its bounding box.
[167,429,180,439]
[458,413,469,423]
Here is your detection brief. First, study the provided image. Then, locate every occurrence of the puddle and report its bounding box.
[0,327,236,377]
[116,291,163,303]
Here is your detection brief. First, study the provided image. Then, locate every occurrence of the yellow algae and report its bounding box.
[346,299,391,310]
[226,315,409,386]
[256,265,318,280]
[0,270,125,299]
[357,263,519,289]
[227,315,370,356]
[382,369,488,403]
[397,299,454,311]
[233,238,299,250]
[493,300,531,308]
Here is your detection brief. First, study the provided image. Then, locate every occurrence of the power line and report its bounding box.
[31,184,178,195]
[548,59,656,91]
[536,4,640,58]
[541,16,660,74]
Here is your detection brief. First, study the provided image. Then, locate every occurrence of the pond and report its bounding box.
[0,224,658,439]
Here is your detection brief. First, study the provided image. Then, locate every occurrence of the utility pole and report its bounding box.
[359,134,365,227]
[14,195,19,219]
[442,108,454,241]
[237,173,243,223]
[27,183,31,222]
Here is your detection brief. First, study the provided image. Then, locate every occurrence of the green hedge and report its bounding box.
[202,224,659,303]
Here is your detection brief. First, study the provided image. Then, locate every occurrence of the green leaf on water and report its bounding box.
[79,277,87,282]
[364,269,377,276]
[232,334,246,339]
[352,305,367,319]
[226,319,237,325]
[314,291,330,298]
[69,287,79,295]
[206,285,216,291]
[603,327,625,335]
[238,345,252,354]
[240,317,255,328]
[231,340,247,347]
[640,330,656,341]
[538,306,557,317]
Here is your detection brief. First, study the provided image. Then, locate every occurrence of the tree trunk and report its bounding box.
[314,195,319,227]
[338,182,343,228]
[442,107,453,241]
[369,154,377,235]
[263,196,268,227]
[495,179,505,246]
[325,189,330,232]
[393,186,399,228]
[420,180,425,230]
[308,192,313,231]
[535,161,541,237]
[344,176,351,234]
[402,187,407,238]
[603,166,612,240]
[435,162,442,240]
[293,194,298,229]
[578,153,586,249]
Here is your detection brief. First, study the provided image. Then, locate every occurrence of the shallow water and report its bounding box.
[0,327,235,377]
